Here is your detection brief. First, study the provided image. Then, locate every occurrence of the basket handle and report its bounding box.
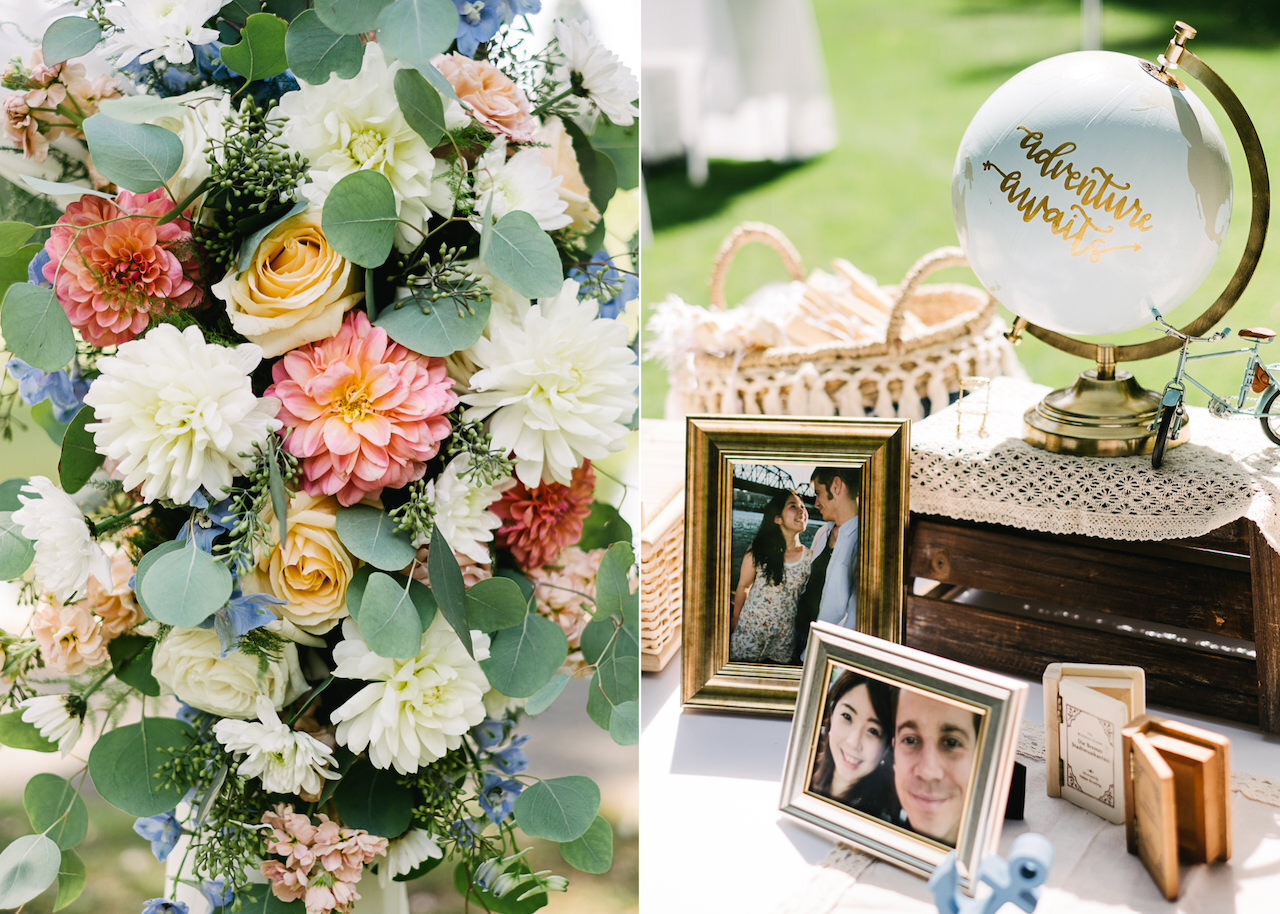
[884,246,975,347]
[708,222,806,310]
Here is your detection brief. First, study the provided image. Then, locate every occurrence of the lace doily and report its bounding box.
[911,378,1280,551]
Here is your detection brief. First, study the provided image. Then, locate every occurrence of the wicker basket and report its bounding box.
[662,222,1023,419]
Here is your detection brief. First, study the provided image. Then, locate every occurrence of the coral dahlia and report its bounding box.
[269,311,458,506]
[42,188,202,347]
[492,460,595,570]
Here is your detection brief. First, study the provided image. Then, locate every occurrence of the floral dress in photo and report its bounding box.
[729,550,812,664]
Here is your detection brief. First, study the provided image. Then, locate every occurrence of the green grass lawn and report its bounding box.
[641,0,1280,419]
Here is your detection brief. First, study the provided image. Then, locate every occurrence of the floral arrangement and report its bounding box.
[0,2,639,912]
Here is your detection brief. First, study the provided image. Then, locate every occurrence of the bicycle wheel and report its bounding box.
[1261,387,1280,445]
[1151,402,1177,469]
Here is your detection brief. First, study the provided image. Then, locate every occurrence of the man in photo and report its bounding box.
[791,466,860,660]
[892,688,979,847]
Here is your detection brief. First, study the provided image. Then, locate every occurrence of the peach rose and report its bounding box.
[212,212,364,357]
[242,491,356,637]
[432,52,539,143]
[535,117,600,233]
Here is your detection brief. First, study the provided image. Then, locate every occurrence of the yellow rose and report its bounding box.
[212,211,364,357]
[535,117,600,234]
[243,491,355,637]
[151,625,306,719]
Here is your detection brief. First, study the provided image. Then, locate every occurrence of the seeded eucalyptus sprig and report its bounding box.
[217,433,299,574]
[388,478,435,544]
[400,244,490,319]
[446,416,514,487]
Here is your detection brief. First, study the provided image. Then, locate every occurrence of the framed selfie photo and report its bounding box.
[681,414,909,715]
[780,623,1028,891]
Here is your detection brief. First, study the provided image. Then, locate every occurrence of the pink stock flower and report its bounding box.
[260,805,387,914]
[493,460,595,570]
[30,600,110,674]
[268,310,458,506]
[42,188,202,346]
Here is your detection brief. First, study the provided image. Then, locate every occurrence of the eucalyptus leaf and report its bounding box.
[408,576,437,629]
[480,613,568,698]
[344,565,375,618]
[427,528,471,656]
[374,0,456,67]
[335,504,418,570]
[52,849,84,912]
[87,718,195,816]
[284,10,364,85]
[524,672,571,716]
[393,68,446,147]
[0,479,24,511]
[357,572,423,658]
[41,17,101,64]
[82,114,182,193]
[220,13,289,81]
[194,763,230,828]
[237,201,308,273]
[331,758,414,836]
[29,400,67,444]
[57,406,103,494]
[23,774,87,850]
[135,540,233,627]
[96,94,184,125]
[0,222,36,256]
[416,62,460,105]
[578,502,631,551]
[563,118,616,215]
[1,283,75,371]
[464,576,528,631]
[594,541,635,620]
[321,170,397,268]
[608,699,640,745]
[0,512,35,580]
[513,776,600,843]
[559,815,613,873]
[108,635,161,697]
[375,286,491,357]
[19,176,113,201]
[0,712,56,753]
[236,883,307,913]
[0,243,42,297]
[314,0,393,34]
[481,210,563,299]
[268,449,289,546]
[588,120,639,190]
[594,649,640,707]
[0,834,60,908]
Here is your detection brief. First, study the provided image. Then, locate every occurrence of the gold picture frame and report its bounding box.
[780,623,1027,891]
[681,415,909,715]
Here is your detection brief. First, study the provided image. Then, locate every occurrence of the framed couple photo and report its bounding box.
[780,623,1028,889]
[681,414,909,715]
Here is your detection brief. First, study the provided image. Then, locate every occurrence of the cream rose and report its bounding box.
[535,117,600,234]
[242,491,356,637]
[151,625,307,719]
[212,212,364,357]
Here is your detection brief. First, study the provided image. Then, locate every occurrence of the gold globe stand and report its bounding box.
[1014,22,1270,456]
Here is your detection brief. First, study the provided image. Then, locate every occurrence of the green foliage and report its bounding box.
[314,0,392,34]
[331,758,415,837]
[354,571,424,658]
[23,774,87,851]
[588,121,639,191]
[593,542,636,621]
[321,170,398,268]
[481,614,568,698]
[53,849,84,911]
[427,527,472,656]
[1,283,75,372]
[82,114,182,193]
[41,16,102,64]
[108,634,161,697]
[87,718,196,816]
[220,13,290,82]
[394,68,447,147]
[0,512,35,579]
[524,673,571,716]
[386,477,435,543]
[482,211,564,299]
[0,222,37,255]
[236,883,307,912]
[216,433,299,574]
[513,776,599,843]
[284,10,364,85]
[607,700,639,746]
[335,503,419,570]
[135,539,233,627]
[453,861,548,914]
[375,247,493,357]
[57,406,103,494]
[578,502,632,551]
[375,0,457,67]
[0,711,56,752]
[0,834,61,908]
[559,815,613,874]
[465,576,528,632]
[443,416,514,488]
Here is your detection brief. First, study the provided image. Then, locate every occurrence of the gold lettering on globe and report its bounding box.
[979,126,1151,263]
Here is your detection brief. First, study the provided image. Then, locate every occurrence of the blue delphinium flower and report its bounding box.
[500,0,541,16]
[6,359,89,423]
[199,587,283,655]
[133,811,182,862]
[569,252,638,320]
[27,247,50,287]
[199,879,234,911]
[454,0,504,56]
[140,898,188,914]
[490,733,529,775]
[478,773,524,824]
[450,816,484,849]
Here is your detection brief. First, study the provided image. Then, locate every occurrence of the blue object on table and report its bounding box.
[927,832,1053,914]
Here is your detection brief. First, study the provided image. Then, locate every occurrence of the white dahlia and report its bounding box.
[551,19,639,126]
[11,476,110,604]
[83,324,281,505]
[329,616,491,775]
[473,139,570,232]
[421,454,514,564]
[104,0,223,66]
[380,828,443,883]
[19,694,83,756]
[276,42,457,246]
[461,279,636,486]
[213,698,339,796]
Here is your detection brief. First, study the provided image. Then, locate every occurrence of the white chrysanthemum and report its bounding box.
[421,454,514,564]
[104,0,222,66]
[329,616,491,775]
[83,324,282,505]
[472,139,570,232]
[12,476,110,604]
[462,279,636,486]
[552,19,639,126]
[19,695,83,756]
[212,698,339,796]
[276,42,456,246]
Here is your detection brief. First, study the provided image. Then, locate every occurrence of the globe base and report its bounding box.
[1022,369,1186,457]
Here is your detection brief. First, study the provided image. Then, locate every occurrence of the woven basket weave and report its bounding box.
[664,222,1022,419]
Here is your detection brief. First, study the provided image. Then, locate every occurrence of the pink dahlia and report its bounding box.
[42,188,202,346]
[269,310,457,506]
[493,460,595,570]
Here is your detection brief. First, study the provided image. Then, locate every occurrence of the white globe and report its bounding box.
[952,50,1232,337]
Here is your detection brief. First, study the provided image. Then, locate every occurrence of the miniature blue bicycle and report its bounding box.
[1149,306,1280,468]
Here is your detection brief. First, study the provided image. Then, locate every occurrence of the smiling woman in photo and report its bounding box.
[808,670,899,819]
